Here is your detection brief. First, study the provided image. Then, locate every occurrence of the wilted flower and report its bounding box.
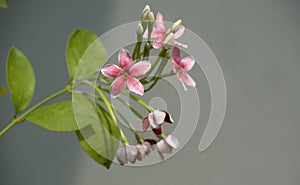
[142,110,173,132]
[172,47,196,91]
[144,12,187,49]
[101,49,151,98]
[157,135,179,160]
[116,145,139,165]
[136,141,153,161]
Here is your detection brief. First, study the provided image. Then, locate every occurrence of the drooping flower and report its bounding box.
[157,135,179,160]
[101,49,151,98]
[136,141,153,161]
[172,47,196,91]
[144,12,187,49]
[142,110,173,132]
[116,145,139,165]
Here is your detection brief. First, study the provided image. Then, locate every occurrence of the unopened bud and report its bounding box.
[141,5,150,21]
[164,32,174,45]
[136,23,144,36]
[171,19,182,33]
[148,12,155,25]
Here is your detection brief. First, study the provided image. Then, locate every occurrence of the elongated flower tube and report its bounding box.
[101,49,151,97]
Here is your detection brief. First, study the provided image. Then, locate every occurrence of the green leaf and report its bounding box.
[0,86,6,96]
[0,0,8,9]
[74,93,120,169]
[66,29,107,80]
[26,101,78,132]
[6,47,36,114]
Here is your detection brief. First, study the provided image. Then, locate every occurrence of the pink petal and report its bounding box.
[118,49,132,70]
[156,12,165,31]
[126,145,138,164]
[142,117,149,132]
[101,64,123,78]
[153,110,166,124]
[165,135,179,149]
[180,56,195,71]
[117,147,127,165]
[110,76,127,98]
[127,76,144,96]
[153,35,165,49]
[177,72,196,91]
[172,47,181,64]
[174,26,185,39]
[173,40,188,48]
[129,61,151,77]
[152,28,165,37]
[172,60,181,73]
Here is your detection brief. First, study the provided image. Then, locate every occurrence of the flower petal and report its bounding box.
[110,76,127,98]
[117,147,127,165]
[153,35,165,49]
[174,25,185,39]
[172,47,181,65]
[118,49,132,70]
[165,135,179,149]
[177,72,196,91]
[152,125,163,135]
[101,64,123,78]
[126,145,138,164]
[173,40,188,48]
[127,76,144,96]
[153,110,166,124]
[129,61,151,77]
[142,117,150,132]
[180,56,195,71]
[161,110,174,123]
[148,112,158,128]
[156,12,165,31]
[157,139,172,154]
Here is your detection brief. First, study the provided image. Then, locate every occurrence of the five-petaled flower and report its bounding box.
[172,47,196,91]
[142,110,173,132]
[101,49,151,98]
[144,12,187,49]
[157,135,179,160]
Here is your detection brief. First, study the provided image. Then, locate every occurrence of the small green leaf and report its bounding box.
[0,86,6,96]
[26,101,78,132]
[0,0,8,9]
[74,94,120,169]
[6,47,36,114]
[66,29,107,80]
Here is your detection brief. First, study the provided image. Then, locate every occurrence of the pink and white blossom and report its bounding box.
[116,145,139,165]
[172,47,196,91]
[101,49,151,98]
[144,12,187,49]
[142,110,173,132]
[157,135,179,160]
[136,141,153,161]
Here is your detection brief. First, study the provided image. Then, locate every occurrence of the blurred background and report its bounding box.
[0,0,299,185]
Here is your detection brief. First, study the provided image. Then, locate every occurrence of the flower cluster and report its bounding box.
[99,5,196,165]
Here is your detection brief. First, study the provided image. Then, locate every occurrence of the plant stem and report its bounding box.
[0,87,69,137]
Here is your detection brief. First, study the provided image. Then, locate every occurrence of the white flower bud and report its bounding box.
[163,32,174,45]
[148,12,155,25]
[141,5,150,22]
[171,19,182,33]
[136,23,144,36]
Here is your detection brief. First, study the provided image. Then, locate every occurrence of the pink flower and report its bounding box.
[157,135,179,160]
[116,145,139,165]
[142,110,173,132]
[144,12,187,49]
[172,47,196,91]
[101,49,151,98]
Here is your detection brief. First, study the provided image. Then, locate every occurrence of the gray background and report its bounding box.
[1,0,299,185]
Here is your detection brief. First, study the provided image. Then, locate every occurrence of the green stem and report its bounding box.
[99,87,152,112]
[116,97,144,119]
[142,70,175,85]
[0,87,69,137]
